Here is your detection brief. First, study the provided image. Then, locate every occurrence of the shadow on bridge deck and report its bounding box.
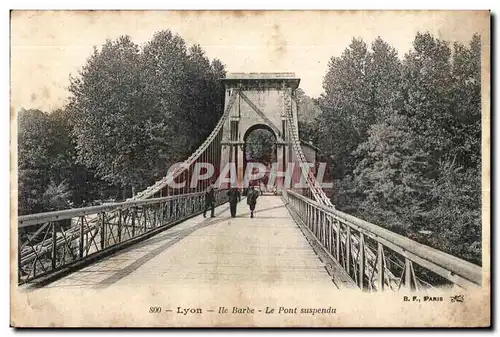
[37,196,339,290]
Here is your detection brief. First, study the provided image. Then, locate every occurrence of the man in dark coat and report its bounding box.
[227,187,241,218]
[203,185,215,218]
[247,186,259,218]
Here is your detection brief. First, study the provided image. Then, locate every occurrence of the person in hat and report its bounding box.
[246,185,259,218]
[227,187,241,218]
[203,184,216,218]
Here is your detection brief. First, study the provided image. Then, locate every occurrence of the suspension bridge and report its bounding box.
[17,73,481,292]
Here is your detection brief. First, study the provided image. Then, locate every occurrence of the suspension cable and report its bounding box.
[130,89,240,201]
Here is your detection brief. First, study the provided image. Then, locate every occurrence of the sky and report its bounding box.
[10,10,489,112]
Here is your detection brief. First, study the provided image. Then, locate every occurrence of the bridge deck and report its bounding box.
[42,196,337,290]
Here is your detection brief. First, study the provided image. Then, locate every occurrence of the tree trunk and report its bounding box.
[116,185,123,201]
[121,185,128,201]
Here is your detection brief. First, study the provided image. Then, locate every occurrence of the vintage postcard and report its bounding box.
[10,10,490,327]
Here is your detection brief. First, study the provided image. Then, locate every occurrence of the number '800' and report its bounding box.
[149,306,162,313]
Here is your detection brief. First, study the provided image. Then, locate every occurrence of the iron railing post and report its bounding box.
[359,233,365,289]
[404,258,412,289]
[311,208,315,235]
[322,213,327,246]
[100,213,105,250]
[328,217,333,254]
[51,222,57,270]
[118,210,122,242]
[377,242,385,291]
[336,220,341,261]
[131,208,136,238]
[79,217,84,259]
[346,226,351,276]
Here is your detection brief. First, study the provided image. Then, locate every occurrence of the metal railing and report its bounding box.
[18,189,229,284]
[285,189,482,291]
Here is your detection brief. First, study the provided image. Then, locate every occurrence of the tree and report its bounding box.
[353,113,432,231]
[425,160,481,263]
[348,33,482,262]
[295,88,321,124]
[138,30,192,183]
[18,108,103,214]
[184,44,216,141]
[209,58,227,122]
[367,37,402,120]
[41,181,72,211]
[318,38,402,178]
[18,109,54,214]
[69,35,147,195]
[399,32,454,172]
[320,38,372,146]
[316,37,402,210]
[50,108,105,205]
[449,34,481,169]
[293,32,482,263]
[18,108,76,214]
[245,129,276,165]
[68,32,226,197]
[139,32,226,180]
[295,88,321,144]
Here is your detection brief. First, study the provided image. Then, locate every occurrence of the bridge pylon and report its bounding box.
[219,73,304,191]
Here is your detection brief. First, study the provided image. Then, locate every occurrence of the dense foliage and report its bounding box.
[245,129,276,165]
[18,109,105,214]
[68,33,226,196]
[307,33,482,264]
[18,30,226,213]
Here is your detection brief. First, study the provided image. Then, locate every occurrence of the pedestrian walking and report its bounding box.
[203,185,215,218]
[247,185,259,218]
[227,187,241,218]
